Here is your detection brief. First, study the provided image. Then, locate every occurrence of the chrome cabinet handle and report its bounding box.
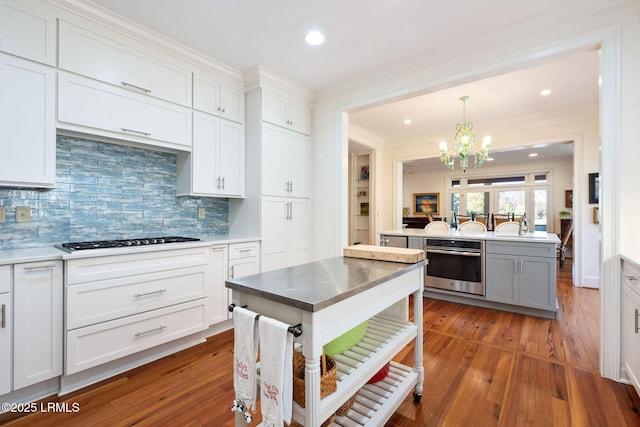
[636,308,639,334]
[135,325,166,337]
[221,177,225,190]
[625,275,638,282]
[121,128,151,136]
[520,259,524,273]
[23,264,56,271]
[121,81,151,93]
[230,265,235,279]
[239,249,252,253]
[134,289,167,298]
[1,304,5,329]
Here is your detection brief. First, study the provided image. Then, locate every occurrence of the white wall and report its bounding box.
[311,0,640,380]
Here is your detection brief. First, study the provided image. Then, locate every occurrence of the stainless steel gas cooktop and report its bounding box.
[58,236,201,252]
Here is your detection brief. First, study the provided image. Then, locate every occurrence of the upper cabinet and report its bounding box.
[261,123,310,198]
[58,20,193,107]
[193,71,244,123]
[262,90,311,135]
[0,53,55,188]
[0,0,57,65]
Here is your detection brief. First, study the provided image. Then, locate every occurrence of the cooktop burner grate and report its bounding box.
[58,236,201,251]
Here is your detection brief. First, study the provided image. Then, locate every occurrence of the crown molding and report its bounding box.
[244,66,313,105]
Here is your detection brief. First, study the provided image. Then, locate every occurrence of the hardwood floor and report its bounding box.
[2,261,639,426]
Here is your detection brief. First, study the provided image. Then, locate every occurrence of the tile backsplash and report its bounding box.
[0,135,228,249]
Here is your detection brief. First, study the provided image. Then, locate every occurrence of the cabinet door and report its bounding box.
[262,123,289,196]
[193,74,244,123]
[218,119,245,197]
[287,132,311,198]
[13,261,62,390]
[0,0,56,65]
[518,256,556,310]
[287,198,310,268]
[58,20,192,106]
[0,293,10,395]
[190,112,219,194]
[219,85,245,124]
[262,91,288,128]
[0,53,55,188]
[261,197,288,272]
[287,101,311,135]
[485,253,518,305]
[207,246,228,326]
[58,72,192,152]
[624,287,640,394]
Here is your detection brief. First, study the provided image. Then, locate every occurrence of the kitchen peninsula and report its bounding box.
[379,227,561,319]
[226,254,425,427]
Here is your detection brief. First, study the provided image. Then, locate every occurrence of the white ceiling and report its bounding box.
[85,0,602,168]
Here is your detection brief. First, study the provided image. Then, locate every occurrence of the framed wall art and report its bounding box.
[413,193,440,216]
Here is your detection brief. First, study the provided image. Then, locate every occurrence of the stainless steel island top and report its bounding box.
[225,256,426,312]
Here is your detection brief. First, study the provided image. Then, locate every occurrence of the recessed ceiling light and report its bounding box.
[540,89,552,96]
[404,119,412,125]
[305,30,325,46]
[529,153,538,157]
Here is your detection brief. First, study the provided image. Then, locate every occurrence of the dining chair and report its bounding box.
[557,220,574,267]
[494,220,521,235]
[491,213,514,230]
[424,220,450,235]
[454,212,472,226]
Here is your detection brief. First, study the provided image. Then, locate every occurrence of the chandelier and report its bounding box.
[439,96,491,173]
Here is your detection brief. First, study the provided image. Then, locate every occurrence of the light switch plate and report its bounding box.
[16,206,31,223]
[0,207,5,223]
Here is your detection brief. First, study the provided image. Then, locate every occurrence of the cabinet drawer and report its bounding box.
[58,72,192,152]
[0,265,10,293]
[229,242,260,260]
[624,260,640,296]
[486,241,556,258]
[66,246,208,286]
[66,267,206,329]
[58,20,192,107]
[66,299,206,375]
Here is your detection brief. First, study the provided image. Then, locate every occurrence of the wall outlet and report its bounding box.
[198,208,205,219]
[0,206,5,223]
[16,206,31,223]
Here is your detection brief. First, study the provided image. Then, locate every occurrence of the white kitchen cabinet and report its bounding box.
[193,71,244,123]
[65,246,209,374]
[0,53,55,188]
[262,90,311,135]
[207,245,228,326]
[262,122,310,198]
[58,71,192,152]
[623,260,640,395]
[485,241,556,312]
[58,20,192,107]
[0,0,57,65]
[227,242,261,317]
[0,265,11,395]
[177,112,244,197]
[261,196,310,272]
[13,261,62,390]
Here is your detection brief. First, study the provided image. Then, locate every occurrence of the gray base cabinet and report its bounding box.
[485,241,556,312]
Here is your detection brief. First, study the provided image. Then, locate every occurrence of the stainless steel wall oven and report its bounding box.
[424,238,484,296]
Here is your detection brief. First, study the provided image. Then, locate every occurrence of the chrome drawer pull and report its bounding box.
[121,128,151,136]
[120,81,151,93]
[239,249,252,253]
[1,304,5,328]
[23,264,55,271]
[636,308,639,334]
[625,275,638,282]
[135,325,166,337]
[134,289,167,298]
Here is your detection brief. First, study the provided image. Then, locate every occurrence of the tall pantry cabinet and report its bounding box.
[230,69,312,272]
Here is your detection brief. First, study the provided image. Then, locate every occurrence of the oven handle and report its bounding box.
[426,249,482,257]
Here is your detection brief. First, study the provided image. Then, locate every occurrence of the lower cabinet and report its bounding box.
[485,241,556,312]
[228,241,260,318]
[623,260,640,395]
[0,265,11,395]
[261,196,309,272]
[207,245,228,326]
[13,261,63,390]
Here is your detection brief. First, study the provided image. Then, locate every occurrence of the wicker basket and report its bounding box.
[292,351,337,408]
[335,392,358,416]
[286,413,336,427]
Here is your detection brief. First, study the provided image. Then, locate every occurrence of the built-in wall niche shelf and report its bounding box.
[350,154,372,245]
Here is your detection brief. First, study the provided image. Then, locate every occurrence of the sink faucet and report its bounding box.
[519,213,528,235]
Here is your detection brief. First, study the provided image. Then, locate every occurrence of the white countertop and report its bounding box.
[380,228,561,244]
[0,234,260,264]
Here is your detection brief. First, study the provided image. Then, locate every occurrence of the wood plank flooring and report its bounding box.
[2,261,639,426]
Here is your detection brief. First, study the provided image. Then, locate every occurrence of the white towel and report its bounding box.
[232,307,259,420]
[259,316,293,427]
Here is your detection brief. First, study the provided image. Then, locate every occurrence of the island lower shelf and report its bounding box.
[290,316,418,426]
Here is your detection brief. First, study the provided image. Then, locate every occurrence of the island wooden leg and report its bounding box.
[303,348,321,427]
